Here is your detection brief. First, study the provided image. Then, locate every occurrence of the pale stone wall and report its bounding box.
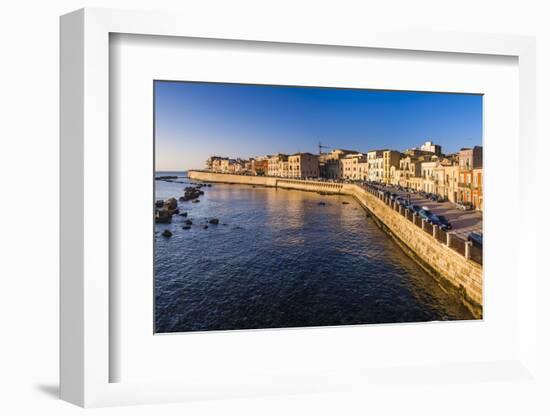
[188,170,482,315]
[189,170,278,187]
[343,183,482,313]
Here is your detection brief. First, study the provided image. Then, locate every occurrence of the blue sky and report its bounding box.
[155,81,482,171]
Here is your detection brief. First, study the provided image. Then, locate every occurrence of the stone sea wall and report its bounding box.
[188,170,482,316]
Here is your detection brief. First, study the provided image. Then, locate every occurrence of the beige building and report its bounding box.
[288,153,319,179]
[205,156,223,171]
[397,155,423,188]
[211,157,230,173]
[319,149,357,179]
[442,164,460,202]
[389,165,404,186]
[421,159,439,193]
[267,154,288,177]
[341,153,367,181]
[278,158,289,178]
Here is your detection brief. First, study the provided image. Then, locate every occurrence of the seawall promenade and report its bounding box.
[188,170,482,316]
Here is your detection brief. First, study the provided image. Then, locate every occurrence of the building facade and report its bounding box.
[267,154,288,177]
[420,140,442,156]
[367,150,385,182]
[382,150,401,184]
[288,153,319,179]
[458,146,483,210]
[341,153,367,181]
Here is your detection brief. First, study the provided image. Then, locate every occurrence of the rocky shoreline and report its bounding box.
[155,183,220,237]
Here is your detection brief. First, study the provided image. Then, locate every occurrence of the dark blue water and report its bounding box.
[154,172,473,333]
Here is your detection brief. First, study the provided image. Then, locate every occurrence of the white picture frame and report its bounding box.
[60,7,538,407]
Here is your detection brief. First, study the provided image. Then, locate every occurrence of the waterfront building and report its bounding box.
[341,153,367,181]
[473,167,483,211]
[211,157,230,173]
[244,159,253,173]
[267,154,288,177]
[279,158,290,178]
[398,155,423,188]
[319,149,357,179]
[226,159,239,173]
[358,159,369,181]
[251,155,270,176]
[382,150,401,184]
[205,156,223,171]
[408,176,423,191]
[288,152,320,179]
[458,146,483,208]
[366,150,385,182]
[389,165,404,186]
[421,157,440,193]
[442,164,460,202]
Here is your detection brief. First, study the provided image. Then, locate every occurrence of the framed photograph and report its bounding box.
[60,8,538,407]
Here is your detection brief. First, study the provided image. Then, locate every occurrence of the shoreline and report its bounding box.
[188,170,483,318]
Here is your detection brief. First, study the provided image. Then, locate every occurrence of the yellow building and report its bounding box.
[382,150,401,184]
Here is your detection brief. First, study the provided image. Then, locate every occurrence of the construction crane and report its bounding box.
[318,142,332,155]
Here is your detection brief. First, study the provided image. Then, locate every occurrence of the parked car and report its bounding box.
[429,214,452,231]
[406,204,421,214]
[396,197,408,207]
[468,232,483,247]
[418,209,433,222]
[436,195,447,203]
[429,193,439,201]
[456,201,473,211]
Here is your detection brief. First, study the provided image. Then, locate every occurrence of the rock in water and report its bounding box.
[203,225,208,229]
[181,186,202,201]
[179,212,188,217]
[155,209,172,223]
[164,198,178,210]
[209,218,219,225]
[192,199,200,203]
[318,202,326,206]
[161,229,173,238]
[184,219,193,225]
[182,225,191,230]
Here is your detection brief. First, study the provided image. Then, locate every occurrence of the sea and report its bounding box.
[154,171,473,333]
